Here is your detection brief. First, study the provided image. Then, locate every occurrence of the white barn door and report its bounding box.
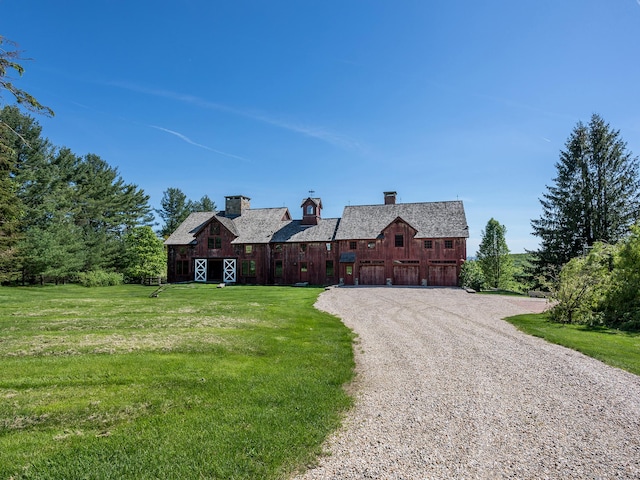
[194,259,207,282]
[223,259,236,283]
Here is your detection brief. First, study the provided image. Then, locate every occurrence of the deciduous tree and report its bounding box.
[548,242,613,325]
[477,218,513,289]
[122,226,166,283]
[603,224,640,330]
[459,259,485,291]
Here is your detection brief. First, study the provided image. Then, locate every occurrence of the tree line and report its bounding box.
[1,35,221,285]
[1,105,153,283]
[0,107,214,285]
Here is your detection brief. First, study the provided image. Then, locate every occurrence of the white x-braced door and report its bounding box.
[194,259,207,282]
[223,259,236,283]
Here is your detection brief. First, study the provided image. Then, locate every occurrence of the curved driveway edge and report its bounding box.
[295,287,640,479]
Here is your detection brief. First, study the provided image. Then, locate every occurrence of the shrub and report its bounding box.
[460,260,485,291]
[76,270,124,287]
[548,243,613,325]
[602,224,640,331]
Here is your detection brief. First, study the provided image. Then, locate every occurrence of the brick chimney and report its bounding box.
[384,191,397,205]
[225,195,251,217]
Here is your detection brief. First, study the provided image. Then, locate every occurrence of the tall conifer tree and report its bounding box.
[156,188,193,238]
[1,35,53,280]
[531,114,640,282]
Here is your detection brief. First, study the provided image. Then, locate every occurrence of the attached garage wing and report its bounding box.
[360,265,385,285]
[428,264,457,286]
[393,265,419,285]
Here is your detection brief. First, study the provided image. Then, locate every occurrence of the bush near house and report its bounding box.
[547,224,640,331]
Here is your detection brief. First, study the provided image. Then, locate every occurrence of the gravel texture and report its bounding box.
[294,287,640,479]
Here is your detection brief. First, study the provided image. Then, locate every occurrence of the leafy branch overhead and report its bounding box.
[0,35,53,117]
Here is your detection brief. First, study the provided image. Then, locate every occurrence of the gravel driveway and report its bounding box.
[295,287,640,479]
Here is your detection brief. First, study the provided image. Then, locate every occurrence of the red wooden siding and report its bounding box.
[165,195,468,287]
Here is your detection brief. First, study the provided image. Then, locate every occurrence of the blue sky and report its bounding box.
[3,0,640,254]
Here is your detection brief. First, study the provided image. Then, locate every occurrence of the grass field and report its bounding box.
[0,284,355,479]
[505,313,640,376]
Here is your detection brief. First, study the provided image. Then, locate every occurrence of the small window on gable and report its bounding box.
[245,245,253,254]
[209,222,220,235]
[306,205,314,215]
[395,234,404,247]
[424,240,433,249]
[349,241,357,250]
[445,240,453,249]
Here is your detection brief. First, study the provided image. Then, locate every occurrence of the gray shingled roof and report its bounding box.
[216,215,238,236]
[164,207,341,246]
[165,200,468,246]
[271,218,340,243]
[229,208,291,244]
[334,201,468,240]
[163,211,217,245]
[165,209,292,245]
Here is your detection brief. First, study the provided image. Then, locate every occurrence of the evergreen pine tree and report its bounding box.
[156,188,193,238]
[530,114,640,283]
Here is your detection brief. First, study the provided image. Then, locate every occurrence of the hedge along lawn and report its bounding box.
[0,284,355,479]
[505,313,640,376]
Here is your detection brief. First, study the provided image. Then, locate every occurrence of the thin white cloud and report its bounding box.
[246,111,362,151]
[150,125,249,162]
[110,81,362,151]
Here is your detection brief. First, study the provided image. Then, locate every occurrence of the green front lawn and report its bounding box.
[0,284,355,479]
[505,313,640,376]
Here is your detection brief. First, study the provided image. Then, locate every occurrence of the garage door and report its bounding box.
[428,265,457,286]
[393,265,419,285]
[360,265,385,285]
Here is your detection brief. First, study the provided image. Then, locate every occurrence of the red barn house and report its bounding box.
[164,192,468,286]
